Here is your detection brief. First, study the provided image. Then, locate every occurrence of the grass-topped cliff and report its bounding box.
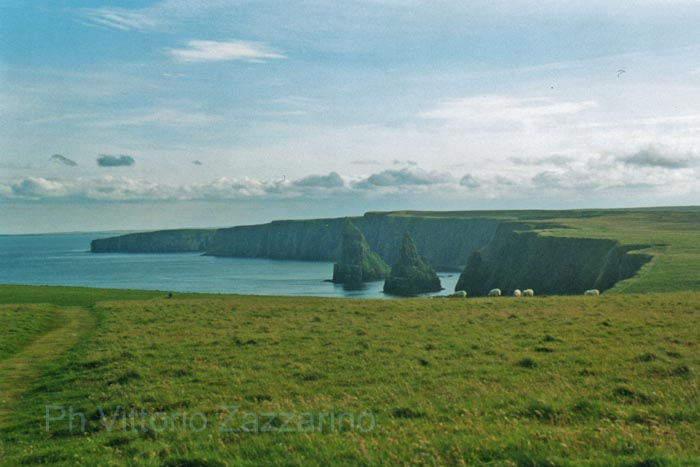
[90,207,700,295]
[91,228,215,253]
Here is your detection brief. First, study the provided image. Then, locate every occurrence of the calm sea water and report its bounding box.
[0,233,459,298]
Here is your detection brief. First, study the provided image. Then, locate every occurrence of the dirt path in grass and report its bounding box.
[0,306,95,427]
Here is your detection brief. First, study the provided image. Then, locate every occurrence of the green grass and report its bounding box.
[0,304,59,361]
[0,284,229,308]
[1,285,700,466]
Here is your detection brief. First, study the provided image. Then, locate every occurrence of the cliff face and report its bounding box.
[384,233,442,296]
[205,213,500,269]
[455,223,652,296]
[90,229,215,253]
[206,219,346,261]
[332,220,389,284]
[355,214,499,269]
[88,211,655,296]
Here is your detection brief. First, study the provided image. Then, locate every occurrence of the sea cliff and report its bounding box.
[455,222,652,296]
[206,213,500,269]
[89,210,659,294]
[91,229,215,253]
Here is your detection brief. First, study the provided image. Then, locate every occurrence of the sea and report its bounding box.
[0,233,460,298]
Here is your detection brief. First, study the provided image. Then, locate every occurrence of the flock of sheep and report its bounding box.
[445,288,600,298]
[488,288,533,297]
[483,288,600,297]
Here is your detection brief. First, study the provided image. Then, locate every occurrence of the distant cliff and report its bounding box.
[205,213,501,269]
[91,229,215,253]
[455,222,652,296]
[88,210,657,295]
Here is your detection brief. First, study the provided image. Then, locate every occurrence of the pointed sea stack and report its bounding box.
[332,219,390,285]
[454,250,491,297]
[383,233,442,296]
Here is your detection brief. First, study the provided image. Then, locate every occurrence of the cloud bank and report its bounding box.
[418,95,597,129]
[3,147,699,205]
[355,168,453,189]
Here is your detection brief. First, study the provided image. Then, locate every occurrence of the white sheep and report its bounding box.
[522,289,534,297]
[513,289,522,297]
[488,288,501,297]
[584,289,600,296]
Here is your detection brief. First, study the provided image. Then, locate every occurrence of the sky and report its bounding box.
[2,0,700,233]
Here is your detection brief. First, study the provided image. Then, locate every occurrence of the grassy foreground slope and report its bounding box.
[1,286,700,466]
[0,304,59,362]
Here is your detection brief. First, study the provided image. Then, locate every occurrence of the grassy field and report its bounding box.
[0,304,59,362]
[1,285,699,466]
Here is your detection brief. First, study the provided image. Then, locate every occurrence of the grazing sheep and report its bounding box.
[488,288,501,297]
[584,289,600,296]
[523,289,534,297]
[448,290,467,298]
[513,289,522,297]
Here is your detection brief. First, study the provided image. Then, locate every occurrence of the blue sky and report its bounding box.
[2,0,700,232]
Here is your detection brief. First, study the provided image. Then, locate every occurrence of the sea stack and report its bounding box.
[332,219,390,285]
[383,233,442,296]
[454,250,490,297]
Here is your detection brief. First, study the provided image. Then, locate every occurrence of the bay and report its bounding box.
[0,233,460,298]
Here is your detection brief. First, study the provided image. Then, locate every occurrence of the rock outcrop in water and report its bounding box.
[332,219,390,284]
[383,233,442,296]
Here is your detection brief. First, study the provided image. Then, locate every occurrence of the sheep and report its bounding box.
[448,290,467,298]
[488,288,501,297]
[513,289,522,297]
[584,289,600,296]
[522,289,534,297]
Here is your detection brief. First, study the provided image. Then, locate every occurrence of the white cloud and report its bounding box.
[509,155,574,167]
[350,159,382,165]
[88,109,222,128]
[10,177,74,200]
[418,95,597,129]
[82,7,158,31]
[2,175,311,202]
[82,0,234,32]
[168,40,286,63]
